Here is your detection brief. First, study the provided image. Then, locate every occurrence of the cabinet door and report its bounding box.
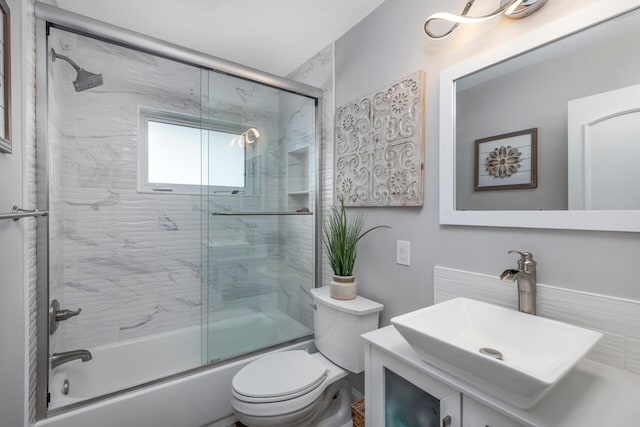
[384,368,442,426]
[366,346,461,427]
[462,396,524,427]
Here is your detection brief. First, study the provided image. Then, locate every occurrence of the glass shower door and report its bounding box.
[202,70,317,364]
[46,27,208,409]
[40,10,323,416]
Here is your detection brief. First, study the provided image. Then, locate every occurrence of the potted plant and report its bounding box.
[323,197,389,300]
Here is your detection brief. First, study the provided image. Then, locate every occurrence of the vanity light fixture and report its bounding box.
[230,127,260,148]
[424,0,548,39]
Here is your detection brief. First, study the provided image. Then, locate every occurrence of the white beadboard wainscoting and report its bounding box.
[434,266,640,374]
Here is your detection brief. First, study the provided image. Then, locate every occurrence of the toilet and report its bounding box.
[231,286,383,427]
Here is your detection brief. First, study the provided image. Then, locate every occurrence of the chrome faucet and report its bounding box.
[51,350,93,369]
[500,250,537,315]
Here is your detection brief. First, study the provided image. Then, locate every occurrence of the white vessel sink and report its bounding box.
[391,297,602,409]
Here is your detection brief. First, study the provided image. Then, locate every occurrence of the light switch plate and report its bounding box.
[396,240,410,266]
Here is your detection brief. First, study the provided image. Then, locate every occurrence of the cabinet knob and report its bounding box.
[442,415,452,427]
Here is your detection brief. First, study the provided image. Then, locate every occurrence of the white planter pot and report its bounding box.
[330,275,357,300]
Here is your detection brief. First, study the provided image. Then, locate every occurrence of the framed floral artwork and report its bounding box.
[474,128,537,191]
[334,71,424,207]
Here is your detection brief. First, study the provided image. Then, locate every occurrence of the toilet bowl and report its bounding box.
[231,351,351,427]
[230,287,383,427]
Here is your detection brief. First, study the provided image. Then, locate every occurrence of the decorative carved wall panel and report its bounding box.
[334,71,424,207]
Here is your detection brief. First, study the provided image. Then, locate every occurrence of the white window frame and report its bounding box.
[138,108,249,195]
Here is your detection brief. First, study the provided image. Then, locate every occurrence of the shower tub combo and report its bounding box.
[41,311,312,427]
[35,3,322,426]
[48,309,311,409]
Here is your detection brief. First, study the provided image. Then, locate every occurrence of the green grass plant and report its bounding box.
[323,197,389,277]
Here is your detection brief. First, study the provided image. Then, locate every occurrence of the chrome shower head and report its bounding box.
[51,48,103,92]
[72,68,103,92]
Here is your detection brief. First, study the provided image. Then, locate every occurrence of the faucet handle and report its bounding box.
[508,250,535,270]
[56,307,82,321]
[508,250,533,260]
[49,299,82,335]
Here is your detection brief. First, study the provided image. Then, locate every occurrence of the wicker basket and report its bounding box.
[351,398,365,427]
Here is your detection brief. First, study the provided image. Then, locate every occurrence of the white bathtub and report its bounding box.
[38,309,313,427]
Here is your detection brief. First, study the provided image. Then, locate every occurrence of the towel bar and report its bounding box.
[0,206,49,221]
[211,211,313,216]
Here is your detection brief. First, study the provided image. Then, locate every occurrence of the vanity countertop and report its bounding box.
[362,326,640,427]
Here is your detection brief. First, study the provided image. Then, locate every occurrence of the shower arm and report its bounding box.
[51,48,81,71]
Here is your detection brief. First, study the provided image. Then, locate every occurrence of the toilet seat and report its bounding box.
[232,350,328,403]
[231,352,349,420]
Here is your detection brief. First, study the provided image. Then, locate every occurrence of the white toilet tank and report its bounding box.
[310,287,383,373]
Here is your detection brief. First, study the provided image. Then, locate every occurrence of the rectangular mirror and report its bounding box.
[439,1,640,232]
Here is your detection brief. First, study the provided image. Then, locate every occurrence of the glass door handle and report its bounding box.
[442,415,452,427]
[211,211,313,216]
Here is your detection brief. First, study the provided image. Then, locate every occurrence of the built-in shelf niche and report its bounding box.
[286,146,309,211]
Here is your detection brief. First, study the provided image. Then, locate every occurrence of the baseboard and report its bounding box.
[351,386,364,402]
[199,414,238,427]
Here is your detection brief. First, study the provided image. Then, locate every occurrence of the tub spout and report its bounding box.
[51,349,92,369]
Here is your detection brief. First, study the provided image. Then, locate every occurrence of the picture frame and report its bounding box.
[0,0,10,154]
[474,128,537,191]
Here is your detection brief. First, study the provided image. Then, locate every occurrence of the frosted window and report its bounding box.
[207,129,245,188]
[146,120,245,189]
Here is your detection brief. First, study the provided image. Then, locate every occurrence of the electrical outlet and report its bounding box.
[396,240,410,266]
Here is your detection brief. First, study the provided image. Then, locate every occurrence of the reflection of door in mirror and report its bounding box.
[568,84,640,210]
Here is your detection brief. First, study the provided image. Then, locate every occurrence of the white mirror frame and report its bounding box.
[439,0,640,232]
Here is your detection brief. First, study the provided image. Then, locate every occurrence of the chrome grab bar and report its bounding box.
[0,206,49,221]
[211,211,313,216]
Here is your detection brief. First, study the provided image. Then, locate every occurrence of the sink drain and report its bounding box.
[479,347,503,361]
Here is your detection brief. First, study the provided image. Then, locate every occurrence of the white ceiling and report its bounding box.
[56,0,386,76]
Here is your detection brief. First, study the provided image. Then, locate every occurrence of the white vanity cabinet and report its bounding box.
[462,396,524,427]
[363,341,522,427]
[364,343,461,427]
[362,326,640,427]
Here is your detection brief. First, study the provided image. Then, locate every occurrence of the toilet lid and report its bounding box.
[232,350,328,400]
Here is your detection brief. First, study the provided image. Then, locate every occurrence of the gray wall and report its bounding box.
[334,0,640,326]
[286,43,335,289]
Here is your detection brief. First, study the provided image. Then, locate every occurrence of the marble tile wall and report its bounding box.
[288,45,335,249]
[48,35,67,355]
[50,29,204,350]
[276,91,315,330]
[49,29,285,352]
[279,44,334,329]
[203,74,285,334]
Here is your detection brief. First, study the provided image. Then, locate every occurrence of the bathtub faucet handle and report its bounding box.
[49,299,82,335]
[56,307,82,321]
